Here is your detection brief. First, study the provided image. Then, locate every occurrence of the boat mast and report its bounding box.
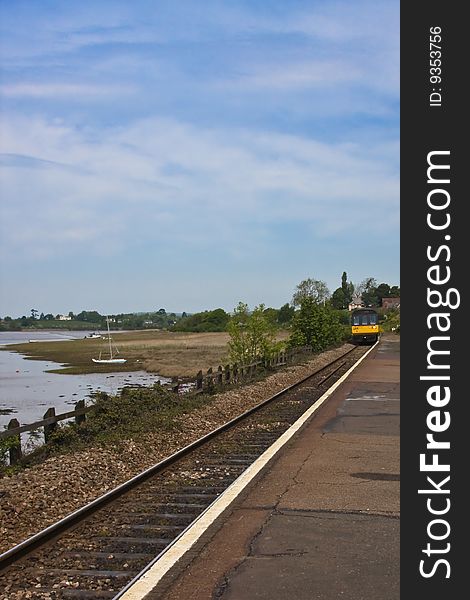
[106,316,113,359]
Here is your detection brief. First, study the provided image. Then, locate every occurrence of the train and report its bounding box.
[351,308,379,344]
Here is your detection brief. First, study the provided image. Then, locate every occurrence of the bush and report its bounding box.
[228,302,281,364]
[288,298,343,352]
[171,308,229,332]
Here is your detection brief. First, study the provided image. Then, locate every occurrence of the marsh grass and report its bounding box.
[3,330,289,377]
[19,385,214,466]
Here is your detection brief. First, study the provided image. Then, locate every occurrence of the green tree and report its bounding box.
[375,283,391,303]
[292,278,330,307]
[358,277,378,306]
[331,272,355,309]
[172,308,229,332]
[76,310,103,323]
[331,288,347,309]
[288,297,343,352]
[228,302,278,364]
[341,271,354,306]
[357,277,377,296]
[277,303,295,325]
[263,307,279,325]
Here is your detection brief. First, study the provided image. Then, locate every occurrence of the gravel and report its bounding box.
[0,343,353,554]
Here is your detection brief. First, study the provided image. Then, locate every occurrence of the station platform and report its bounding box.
[125,335,400,600]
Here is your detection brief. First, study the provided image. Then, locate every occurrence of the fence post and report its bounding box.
[217,365,223,387]
[7,418,22,465]
[206,367,214,393]
[43,407,57,442]
[196,370,203,392]
[75,400,86,426]
[225,364,231,385]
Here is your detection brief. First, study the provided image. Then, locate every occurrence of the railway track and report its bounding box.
[0,344,370,599]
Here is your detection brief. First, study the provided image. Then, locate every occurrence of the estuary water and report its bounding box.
[0,331,170,429]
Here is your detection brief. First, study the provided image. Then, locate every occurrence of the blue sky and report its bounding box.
[0,0,399,317]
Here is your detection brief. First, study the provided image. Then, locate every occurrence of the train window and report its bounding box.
[352,312,377,325]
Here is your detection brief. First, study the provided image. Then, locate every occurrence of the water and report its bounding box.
[0,331,171,429]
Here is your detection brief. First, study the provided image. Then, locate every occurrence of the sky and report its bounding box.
[0,0,399,317]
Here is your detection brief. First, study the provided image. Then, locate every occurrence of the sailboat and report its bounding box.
[92,317,127,364]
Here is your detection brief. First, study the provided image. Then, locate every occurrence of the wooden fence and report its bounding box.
[185,345,312,394]
[1,345,313,465]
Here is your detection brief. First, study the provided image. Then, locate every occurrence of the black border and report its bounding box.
[401,3,465,595]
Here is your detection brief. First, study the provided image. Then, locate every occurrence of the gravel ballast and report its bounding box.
[0,344,353,554]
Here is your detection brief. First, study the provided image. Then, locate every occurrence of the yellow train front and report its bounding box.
[351,308,379,344]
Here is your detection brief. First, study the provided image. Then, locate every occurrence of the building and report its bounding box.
[348,296,364,311]
[381,297,400,309]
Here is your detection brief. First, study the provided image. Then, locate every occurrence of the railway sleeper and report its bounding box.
[202,458,256,466]
[28,568,134,580]
[52,551,153,570]
[169,493,220,502]
[179,485,227,493]
[91,536,174,552]
[93,532,183,543]
[136,501,208,510]
[52,590,116,599]
[17,589,117,600]
[64,551,154,559]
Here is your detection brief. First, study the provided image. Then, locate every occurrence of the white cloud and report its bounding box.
[1,82,136,98]
[0,114,398,264]
[219,60,363,90]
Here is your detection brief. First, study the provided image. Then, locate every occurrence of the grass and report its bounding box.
[2,330,290,378]
[2,385,216,470]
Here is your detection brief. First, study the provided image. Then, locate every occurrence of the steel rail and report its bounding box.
[0,344,359,571]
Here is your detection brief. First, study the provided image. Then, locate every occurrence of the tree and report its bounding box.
[375,283,391,303]
[357,277,378,306]
[341,272,354,306]
[76,310,102,322]
[263,307,279,325]
[292,278,330,307]
[331,271,354,309]
[228,302,278,364]
[172,308,229,332]
[331,288,347,310]
[277,303,295,325]
[31,309,38,320]
[288,297,343,352]
[356,277,377,297]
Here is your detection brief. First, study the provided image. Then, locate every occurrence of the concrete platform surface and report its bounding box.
[150,335,400,600]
